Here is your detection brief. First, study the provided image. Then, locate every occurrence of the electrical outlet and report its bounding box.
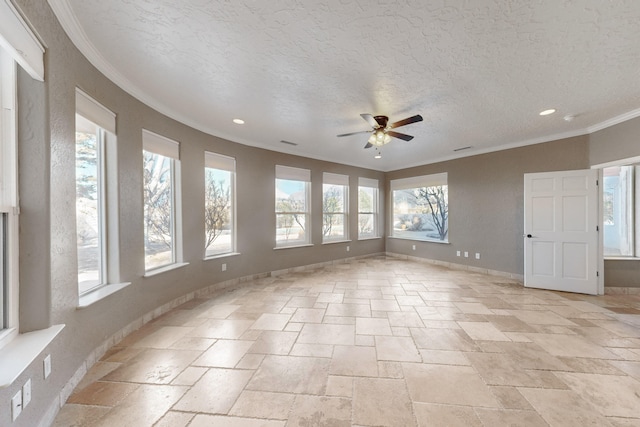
[475,253,480,260]
[221,263,227,272]
[464,251,469,258]
[44,354,51,379]
[412,245,416,250]
[456,250,461,257]
[22,379,32,408]
[346,246,350,252]
[12,390,22,421]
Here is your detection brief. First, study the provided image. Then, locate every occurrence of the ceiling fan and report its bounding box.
[337,113,423,149]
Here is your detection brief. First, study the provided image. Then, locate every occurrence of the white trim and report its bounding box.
[78,282,131,308]
[323,172,349,186]
[587,107,640,134]
[390,172,447,191]
[591,155,640,170]
[205,151,235,171]
[274,243,314,250]
[142,129,179,159]
[0,0,44,81]
[143,262,189,278]
[358,177,378,188]
[75,88,116,134]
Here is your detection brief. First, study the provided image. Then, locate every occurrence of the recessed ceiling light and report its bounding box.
[539,109,556,116]
[233,118,245,124]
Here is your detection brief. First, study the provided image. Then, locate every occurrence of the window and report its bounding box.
[358,177,379,239]
[275,165,311,247]
[390,173,448,242]
[143,130,182,271]
[603,164,639,257]
[0,48,18,339]
[75,89,118,295]
[205,152,235,257]
[323,173,348,242]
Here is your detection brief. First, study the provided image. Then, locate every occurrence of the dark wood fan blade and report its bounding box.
[389,114,423,129]
[337,130,370,137]
[387,131,414,141]
[364,142,373,149]
[360,114,378,128]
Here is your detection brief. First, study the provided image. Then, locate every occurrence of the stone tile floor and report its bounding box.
[53,256,640,426]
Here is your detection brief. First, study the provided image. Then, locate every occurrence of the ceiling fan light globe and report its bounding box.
[383,134,392,144]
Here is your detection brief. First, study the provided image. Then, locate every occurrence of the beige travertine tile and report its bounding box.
[375,336,422,362]
[93,384,187,427]
[171,366,208,386]
[454,302,494,315]
[229,390,295,419]
[190,414,285,427]
[102,348,201,384]
[411,328,479,351]
[467,352,560,388]
[403,363,500,407]
[355,334,375,346]
[378,361,404,378]
[353,378,416,427]
[556,372,640,418]
[247,355,330,394]
[326,375,353,397]
[356,317,393,336]
[248,331,298,355]
[325,303,372,317]
[67,381,139,406]
[330,345,378,377]
[250,313,292,331]
[298,323,355,345]
[489,386,534,410]
[74,361,121,390]
[131,326,194,348]
[457,321,511,341]
[193,339,254,368]
[511,310,579,326]
[290,308,325,323]
[290,343,334,358]
[474,408,548,426]
[413,402,482,427]
[419,349,469,366]
[527,333,621,359]
[154,411,195,427]
[173,368,253,414]
[518,388,615,427]
[51,404,111,427]
[371,299,401,311]
[387,311,425,327]
[287,395,351,427]
[197,304,241,319]
[169,336,216,351]
[190,319,254,339]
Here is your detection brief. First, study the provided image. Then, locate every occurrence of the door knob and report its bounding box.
[526,234,532,238]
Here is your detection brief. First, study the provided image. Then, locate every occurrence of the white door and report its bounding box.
[524,169,599,295]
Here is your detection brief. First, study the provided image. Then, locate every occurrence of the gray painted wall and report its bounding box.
[590,116,640,288]
[385,136,590,275]
[2,2,640,426]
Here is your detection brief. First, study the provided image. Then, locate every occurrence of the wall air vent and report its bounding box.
[453,146,472,152]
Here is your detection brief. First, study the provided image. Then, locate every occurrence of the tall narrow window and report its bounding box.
[323,173,348,242]
[0,50,16,334]
[358,177,379,239]
[603,164,639,257]
[275,165,311,247]
[75,89,117,295]
[391,173,449,242]
[143,130,181,271]
[205,152,235,257]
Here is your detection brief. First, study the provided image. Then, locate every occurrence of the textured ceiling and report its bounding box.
[49,0,640,171]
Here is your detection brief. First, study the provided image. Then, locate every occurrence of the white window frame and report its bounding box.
[358,177,380,239]
[142,130,185,274]
[322,172,349,243]
[204,151,236,258]
[390,172,449,243]
[598,157,640,260]
[0,48,19,349]
[275,165,311,248]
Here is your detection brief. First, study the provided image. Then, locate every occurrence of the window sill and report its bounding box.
[322,240,352,245]
[604,257,640,261]
[144,262,189,277]
[274,243,314,250]
[358,236,382,241]
[78,282,132,309]
[0,324,65,388]
[204,252,241,261]
[387,236,450,244]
